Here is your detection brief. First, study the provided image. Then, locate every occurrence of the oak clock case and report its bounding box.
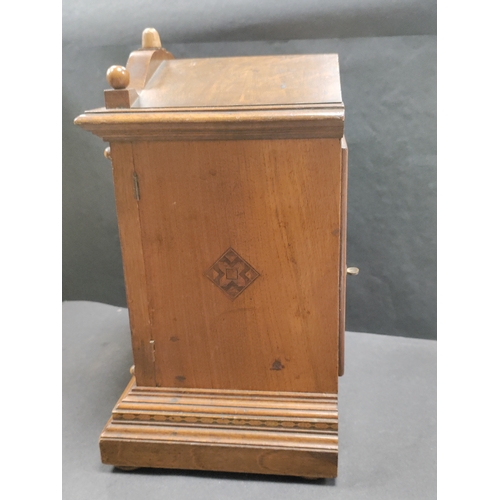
[74,28,353,479]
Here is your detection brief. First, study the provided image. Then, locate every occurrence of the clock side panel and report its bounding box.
[131,138,342,393]
[108,142,156,386]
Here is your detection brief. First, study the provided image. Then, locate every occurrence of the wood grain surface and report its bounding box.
[74,106,344,141]
[75,47,347,477]
[100,377,338,478]
[74,53,344,140]
[128,138,342,392]
[137,54,342,108]
[109,142,155,386]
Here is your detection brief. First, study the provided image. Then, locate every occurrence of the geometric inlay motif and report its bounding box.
[204,247,260,300]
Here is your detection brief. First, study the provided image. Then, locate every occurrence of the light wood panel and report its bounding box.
[137,54,342,108]
[109,142,155,386]
[132,138,342,392]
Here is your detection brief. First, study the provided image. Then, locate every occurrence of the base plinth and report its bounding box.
[100,378,338,478]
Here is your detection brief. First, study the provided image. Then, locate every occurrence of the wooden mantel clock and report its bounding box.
[75,28,355,479]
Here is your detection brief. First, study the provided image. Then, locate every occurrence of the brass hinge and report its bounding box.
[133,172,140,200]
[150,340,155,362]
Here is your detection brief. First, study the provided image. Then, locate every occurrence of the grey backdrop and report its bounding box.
[62,1,436,340]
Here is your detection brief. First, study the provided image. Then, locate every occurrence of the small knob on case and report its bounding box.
[142,28,162,49]
[106,65,130,89]
[346,267,359,275]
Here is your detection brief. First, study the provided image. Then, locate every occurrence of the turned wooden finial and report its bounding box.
[142,28,162,49]
[106,65,130,89]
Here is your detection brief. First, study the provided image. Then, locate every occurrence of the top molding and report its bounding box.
[74,28,345,141]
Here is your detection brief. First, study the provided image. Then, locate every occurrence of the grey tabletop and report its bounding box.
[62,301,436,500]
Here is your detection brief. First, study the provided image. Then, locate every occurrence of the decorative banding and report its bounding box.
[113,412,337,429]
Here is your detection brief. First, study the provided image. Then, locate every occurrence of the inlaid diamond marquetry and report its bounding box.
[205,248,260,300]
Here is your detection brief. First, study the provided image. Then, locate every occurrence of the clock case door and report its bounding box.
[117,137,344,394]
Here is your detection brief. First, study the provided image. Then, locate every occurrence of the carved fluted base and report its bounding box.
[100,378,338,478]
